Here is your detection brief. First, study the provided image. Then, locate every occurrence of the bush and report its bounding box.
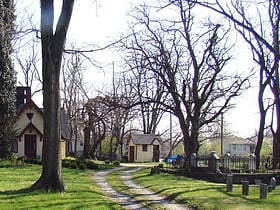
[62,160,71,168]
[86,161,98,170]
[70,161,78,169]
[25,158,38,164]
[17,156,26,162]
[112,160,120,166]
[78,163,87,170]
[104,160,110,164]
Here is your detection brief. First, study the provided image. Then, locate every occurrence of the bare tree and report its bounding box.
[30,0,74,192]
[194,0,280,169]
[82,96,107,159]
[119,1,249,165]
[123,57,167,134]
[15,43,41,91]
[61,51,87,157]
[13,4,41,95]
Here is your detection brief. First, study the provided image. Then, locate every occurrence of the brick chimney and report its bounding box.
[16,87,31,107]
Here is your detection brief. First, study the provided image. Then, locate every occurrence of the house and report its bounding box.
[127,134,162,162]
[223,135,255,156]
[13,87,69,159]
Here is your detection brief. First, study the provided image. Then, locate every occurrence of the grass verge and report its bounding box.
[0,163,123,210]
[131,168,280,210]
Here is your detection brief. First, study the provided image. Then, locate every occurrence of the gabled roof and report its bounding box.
[17,122,43,138]
[224,135,255,145]
[17,99,44,117]
[129,134,162,145]
[16,99,70,140]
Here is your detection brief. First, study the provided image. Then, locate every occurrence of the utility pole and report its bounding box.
[221,113,224,156]
[170,111,172,156]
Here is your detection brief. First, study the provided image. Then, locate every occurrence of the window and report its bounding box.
[12,139,18,153]
[142,144,148,152]
[230,144,236,152]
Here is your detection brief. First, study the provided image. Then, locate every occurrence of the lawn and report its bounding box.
[131,168,280,210]
[0,162,123,210]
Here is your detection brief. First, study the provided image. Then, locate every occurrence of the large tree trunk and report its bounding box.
[30,0,74,192]
[0,0,16,159]
[272,102,280,169]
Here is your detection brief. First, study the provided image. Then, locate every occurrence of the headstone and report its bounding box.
[241,181,249,196]
[224,153,231,173]
[209,151,220,173]
[268,185,272,192]
[249,154,256,173]
[190,153,198,168]
[226,174,233,192]
[270,177,276,190]
[260,183,267,199]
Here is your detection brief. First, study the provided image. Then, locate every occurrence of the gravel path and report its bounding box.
[94,166,189,210]
[94,167,148,210]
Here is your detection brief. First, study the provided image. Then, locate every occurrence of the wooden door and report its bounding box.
[24,134,37,159]
[153,145,160,162]
[129,146,135,162]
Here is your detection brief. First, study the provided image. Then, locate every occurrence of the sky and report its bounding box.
[14,0,260,138]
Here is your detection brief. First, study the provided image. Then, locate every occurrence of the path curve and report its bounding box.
[94,167,148,210]
[94,165,190,210]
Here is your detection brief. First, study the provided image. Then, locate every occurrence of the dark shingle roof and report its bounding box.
[130,134,162,145]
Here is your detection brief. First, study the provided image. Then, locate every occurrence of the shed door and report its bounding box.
[153,145,160,162]
[24,134,37,159]
[129,146,135,162]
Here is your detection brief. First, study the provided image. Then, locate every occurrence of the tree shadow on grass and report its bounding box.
[0,187,31,198]
[216,186,265,204]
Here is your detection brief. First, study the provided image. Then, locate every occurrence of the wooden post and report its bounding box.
[260,183,267,199]
[226,174,233,192]
[241,181,249,196]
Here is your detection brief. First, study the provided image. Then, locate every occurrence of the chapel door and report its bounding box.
[24,134,37,159]
[153,145,160,162]
[129,146,135,162]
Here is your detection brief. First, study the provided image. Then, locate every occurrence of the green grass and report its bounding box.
[131,168,280,210]
[2,161,279,210]
[0,163,123,210]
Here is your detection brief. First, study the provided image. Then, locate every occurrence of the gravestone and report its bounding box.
[270,177,276,190]
[241,181,249,196]
[190,153,198,168]
[224,153,231,173]
[268,185,272,192]
[226,174,233,192]
[260,183,267,199]
[209,151,220,173]
[248,154,256,173]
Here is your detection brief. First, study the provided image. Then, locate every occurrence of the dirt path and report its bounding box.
[94,166,189,210]
[94,167,148,210]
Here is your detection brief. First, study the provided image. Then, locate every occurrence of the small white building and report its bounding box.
[13,87,69,159]
[127,134,162,162]
[223,135,255,156]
